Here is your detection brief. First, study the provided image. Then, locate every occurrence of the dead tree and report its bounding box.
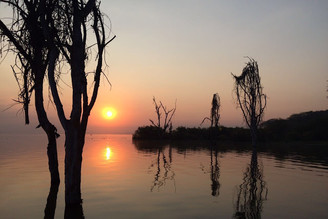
[0,0,60,185]
[201,93,221,128]
[149,97,177,132]
[150,97,162,128]
[232,58,267,146]
[0,0,115,205]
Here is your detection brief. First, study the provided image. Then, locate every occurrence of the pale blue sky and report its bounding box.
[0,1,327,134]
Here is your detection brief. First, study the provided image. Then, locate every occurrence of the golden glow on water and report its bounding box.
[106,147,111,160]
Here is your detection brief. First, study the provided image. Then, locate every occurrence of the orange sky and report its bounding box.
[0,1,327,134]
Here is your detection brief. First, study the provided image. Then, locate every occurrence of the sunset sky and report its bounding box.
[0,0,327,134]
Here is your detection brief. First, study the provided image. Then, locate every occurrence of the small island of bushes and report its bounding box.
[133,110,328,142]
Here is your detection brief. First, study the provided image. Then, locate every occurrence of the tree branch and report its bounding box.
[0,20,30,62]
[48,48,68,130]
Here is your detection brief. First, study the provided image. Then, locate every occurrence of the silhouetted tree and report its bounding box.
[0,0,62,185]
[201,93,221,128]
[233,150,268,219]
[150,97,162,128]
[0,0,115,205]
[149,97,177,133]
[232,58,267,146]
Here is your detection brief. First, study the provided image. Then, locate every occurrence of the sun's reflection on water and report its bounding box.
[105,146,111,160]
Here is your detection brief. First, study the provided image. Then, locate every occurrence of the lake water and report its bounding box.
[0,134,327,218]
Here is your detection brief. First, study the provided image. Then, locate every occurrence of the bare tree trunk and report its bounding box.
[250,116,258,147]
[64,205,84,219]
[44,182,59,219]
[35,73,60,185]
[64,200,84,219]
[61,1,85,205]
[251,127,258,148]
[64,126,84,205]
[46,129,60,185]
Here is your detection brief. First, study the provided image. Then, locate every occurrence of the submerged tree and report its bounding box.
[0,0,115,205]
[149,97,177,133]
[0,0,62,185]
[232,58,267,146]
[44,183,60,219]
[201,93,221,128]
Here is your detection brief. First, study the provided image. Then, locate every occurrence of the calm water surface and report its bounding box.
[0,134,327,218]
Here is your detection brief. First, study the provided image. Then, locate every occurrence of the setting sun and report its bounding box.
[102,107,117,120]
[106,111,113,117]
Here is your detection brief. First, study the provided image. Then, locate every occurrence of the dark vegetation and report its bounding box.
[260,110,328,141]
[133,126,249,141]
[133,110,328,142]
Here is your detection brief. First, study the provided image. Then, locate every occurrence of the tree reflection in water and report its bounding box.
[210,147,220,197]
[44,182,84,219]
[233,150,268,219]
[149,145,176,192]
[200,145,221,197]
[134,140,223,194]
